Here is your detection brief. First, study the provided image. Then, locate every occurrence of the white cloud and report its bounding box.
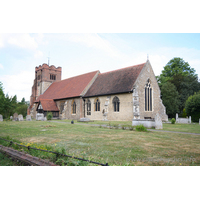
[7,33,38,49]
[0,64,4,69]
[34,50,44,58]
[67,33,124,58]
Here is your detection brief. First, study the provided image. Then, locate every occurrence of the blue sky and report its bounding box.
[0,33,200,102]
[0,1,200,102]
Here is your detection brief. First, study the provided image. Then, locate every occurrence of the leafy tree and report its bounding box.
[161,82,179,118]
[185,92,200,122]
[157,57,197,89]
[0,82,5,115]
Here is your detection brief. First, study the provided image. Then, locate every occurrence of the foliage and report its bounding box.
[185,92,200,122]
[182,109,187,118]
[171,118,176,124]
[157,58,200,116]
[47,112,53,120]
[135,125,147,132]
[161,82,179,118]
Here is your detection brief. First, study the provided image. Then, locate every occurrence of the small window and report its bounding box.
[72,100,76,114]
[113,96,120,112]
[86,99,91,115]
[94,98,100,111]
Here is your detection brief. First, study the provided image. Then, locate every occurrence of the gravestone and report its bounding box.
[155,113,163,129]
[13,113,18,121]
[0,114,3,122]
[36,113,46,121]
[199,119,200,125]
[18,114,23,121]
[26,115,32,121]
[10,116,13,120]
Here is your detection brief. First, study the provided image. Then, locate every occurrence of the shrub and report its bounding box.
[171,118,176,124]
[182,108,187,118]
[135,125,147,132]
[47,112,53,120]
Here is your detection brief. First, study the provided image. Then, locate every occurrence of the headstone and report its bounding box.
[10,116,13,120]
[155,113,163,129]
[18,114,23,121]
[0,114,3,122]
[13,113,18,121]
[176,113,178,123]
[189,116,191,124]
[26,115,32,121]
[199,119,200,125]
[36,113,45,121]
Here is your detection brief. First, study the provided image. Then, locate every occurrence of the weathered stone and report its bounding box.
[79,117,90,122]
[155,113,163,129]
[199,119,200,125]
[0,114,3,122]
[13,113,18,121]
[132,119,155,128]
[18,114,23,121]
[10,116,13,120]
[26,115,32,121]
[36,113,45,121]
[176,113,191,124]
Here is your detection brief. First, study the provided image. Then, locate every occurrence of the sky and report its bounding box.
[0,1,200,103]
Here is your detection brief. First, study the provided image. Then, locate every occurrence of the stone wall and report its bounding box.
[84,93,133,121]
[133,61,168,121]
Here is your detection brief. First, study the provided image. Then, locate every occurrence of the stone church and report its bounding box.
[28,60,168,121]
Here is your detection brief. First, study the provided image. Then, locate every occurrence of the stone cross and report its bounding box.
[18,114,23,121]
[0,114,3,122]
[155,113,163,129]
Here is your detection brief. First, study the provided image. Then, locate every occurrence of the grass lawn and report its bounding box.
[0,120,200,166]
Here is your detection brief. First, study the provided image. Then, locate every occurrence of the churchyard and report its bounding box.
[0,120,200,166]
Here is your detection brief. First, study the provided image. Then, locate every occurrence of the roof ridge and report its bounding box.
[99,63,146,75]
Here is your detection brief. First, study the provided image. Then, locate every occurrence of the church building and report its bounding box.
[28,60,168,121]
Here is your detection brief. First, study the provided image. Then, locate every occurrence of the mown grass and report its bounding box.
[0,120,200,166]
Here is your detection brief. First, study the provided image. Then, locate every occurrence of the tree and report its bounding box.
[185,92,200,122]
[157,57,200,115]
[161,82,179,118]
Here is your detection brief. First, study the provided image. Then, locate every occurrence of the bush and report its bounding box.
[47,112,53,120]
[182,108,187,118]
[171,118,176,124]
[135,125,147,132]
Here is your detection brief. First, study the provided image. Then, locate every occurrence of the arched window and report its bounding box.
[86,99,91,115]
[94,98,100,111]
[145,79,152,111]
[72,100,76,114]
[113,96,120,112]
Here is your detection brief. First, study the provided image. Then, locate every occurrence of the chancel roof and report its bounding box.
[84,63,145,97]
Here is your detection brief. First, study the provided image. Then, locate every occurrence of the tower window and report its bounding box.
[145,79,152,111]
[50,74,56,80]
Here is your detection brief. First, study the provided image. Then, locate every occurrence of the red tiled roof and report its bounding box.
[35,70,99,102]
[84,63,146,97]
[39,99,59,111]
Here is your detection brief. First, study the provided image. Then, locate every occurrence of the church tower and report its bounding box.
[29,63,62,107]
